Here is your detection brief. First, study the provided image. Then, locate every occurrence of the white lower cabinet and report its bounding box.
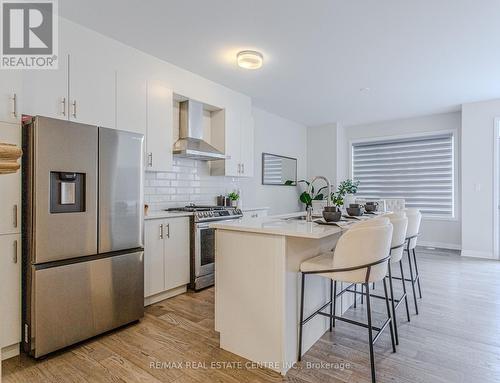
[144,217,190,304]
[0,234,21,353]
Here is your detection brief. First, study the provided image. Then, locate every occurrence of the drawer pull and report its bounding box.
[13,240,18,263]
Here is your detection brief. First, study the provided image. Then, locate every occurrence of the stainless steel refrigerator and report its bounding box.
[22,116,144,358]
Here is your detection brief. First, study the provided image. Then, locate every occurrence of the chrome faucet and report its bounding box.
[306,176,332,222]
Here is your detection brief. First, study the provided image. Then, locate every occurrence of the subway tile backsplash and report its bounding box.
[144,158,241,211]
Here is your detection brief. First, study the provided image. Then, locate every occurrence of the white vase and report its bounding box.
[312,200,327,216]
[343,194,356,209]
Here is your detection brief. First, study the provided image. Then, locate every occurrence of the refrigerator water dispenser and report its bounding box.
[50,171,85,213]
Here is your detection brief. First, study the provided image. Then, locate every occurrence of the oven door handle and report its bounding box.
[196,223,211,229]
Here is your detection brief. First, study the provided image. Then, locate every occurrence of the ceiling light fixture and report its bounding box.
[237,50,263,69]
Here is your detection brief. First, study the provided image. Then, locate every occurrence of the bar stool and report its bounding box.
[349,213,410,345]
[404,208,422,314]
[298,217,395,383]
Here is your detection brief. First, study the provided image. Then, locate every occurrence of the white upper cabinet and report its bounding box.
[146,81,173,172]
[0,72,22,124]
[210,108,254,177]
[116,70,147,134]
[223,109,241,177]
[0,122,21,236]
[239,112,254,177]
[22,53,69,120]
[68,52,115,128]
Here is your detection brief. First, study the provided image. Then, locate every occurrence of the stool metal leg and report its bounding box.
[361,283,364,304]
[387,262,398,345]
[399,260,411,322]
[333,281,337,328]
[329,279,333,331]
[364,282,376,383]
[406,245,419,315]
[383,277,397,353]
[298,273,305,361]
[354,284,357,308]
[413,248,422,298]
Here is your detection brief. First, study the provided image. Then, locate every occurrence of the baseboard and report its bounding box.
[144,285,187,306]
[2,343,20,361]
[460,250,497,259]
[418,241,461,251]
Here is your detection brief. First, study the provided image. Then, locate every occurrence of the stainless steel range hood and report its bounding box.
[173,100,227,160]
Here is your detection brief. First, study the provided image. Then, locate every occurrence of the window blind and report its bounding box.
[352,133,454,217]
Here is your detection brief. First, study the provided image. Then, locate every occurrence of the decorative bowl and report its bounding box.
[323,210,342,222]
[346,207,364,216]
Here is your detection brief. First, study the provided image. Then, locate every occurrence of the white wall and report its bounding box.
[307,112,462,249]
[240,108,308,215]
[461,99,500,259]
[307,124,337,183]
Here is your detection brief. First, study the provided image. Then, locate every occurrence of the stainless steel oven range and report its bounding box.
[166,205,242,291]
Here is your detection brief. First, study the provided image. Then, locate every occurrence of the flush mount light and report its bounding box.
[237,50,263,69]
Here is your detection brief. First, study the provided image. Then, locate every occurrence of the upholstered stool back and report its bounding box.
[405,208,422,249]
[384,212,408,263]
[327,217,393,283]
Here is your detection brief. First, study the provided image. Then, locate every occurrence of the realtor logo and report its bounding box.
[1,0,58,69]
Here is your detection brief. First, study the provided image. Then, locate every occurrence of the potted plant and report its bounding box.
[297,180,328,211]
[322,192,344,222]
[337,179,360,208]
[227,191,239,207]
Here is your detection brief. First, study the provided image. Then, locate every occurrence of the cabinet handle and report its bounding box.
[13,204,17,228]
[11,93,17,118]
[61,97,66,116]
[71,99,77,118]
[237,163,241,174]
[13,240,18,263]
[166,223,170,238]
[159,224,164,239]
[148,153,153,167]
[242,163,245,174]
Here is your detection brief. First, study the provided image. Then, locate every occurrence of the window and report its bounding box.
[352,133,454,217]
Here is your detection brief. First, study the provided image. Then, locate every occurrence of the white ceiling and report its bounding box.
[60,0,500,127]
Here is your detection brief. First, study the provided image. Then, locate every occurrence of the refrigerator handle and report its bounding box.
[147,153,153,167]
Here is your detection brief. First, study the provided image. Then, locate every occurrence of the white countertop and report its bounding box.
[144,211,193,220]
[210,212,344,239]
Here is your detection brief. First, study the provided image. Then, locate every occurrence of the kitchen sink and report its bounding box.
[281,216,307,221]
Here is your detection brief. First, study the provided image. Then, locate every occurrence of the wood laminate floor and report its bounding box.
[3,248,500,382]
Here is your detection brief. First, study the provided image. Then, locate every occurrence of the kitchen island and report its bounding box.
[211,212,359,375]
